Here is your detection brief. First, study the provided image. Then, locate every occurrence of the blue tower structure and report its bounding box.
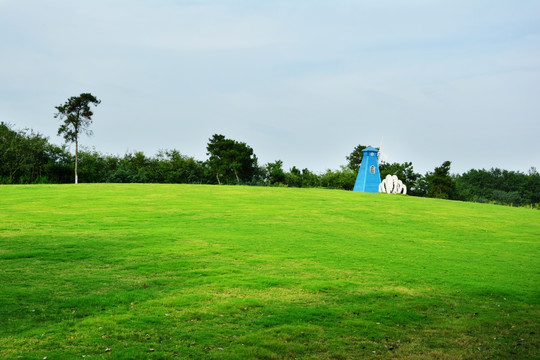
[353,146,381,192]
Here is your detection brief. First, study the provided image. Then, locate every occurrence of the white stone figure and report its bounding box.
[395,179,407,194]
[378,174,407,194]
[391,175,399,193]
[400,182,407,194]
[378,174,392,193]
[386,174,394,193]
[395,180,402,193]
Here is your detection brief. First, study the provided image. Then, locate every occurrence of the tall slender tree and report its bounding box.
[55,93,100,184]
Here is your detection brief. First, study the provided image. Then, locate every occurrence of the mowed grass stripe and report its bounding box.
[0,184,538,359]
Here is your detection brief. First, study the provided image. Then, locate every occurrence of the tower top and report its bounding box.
[362,146,379,153]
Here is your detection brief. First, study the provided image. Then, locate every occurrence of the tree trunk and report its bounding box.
[216,169,221,185]
[233,168,240,184]
[75,136,78,184]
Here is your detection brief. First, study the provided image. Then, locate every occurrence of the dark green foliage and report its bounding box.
[0,123,47,183]
[410,176,428,197]
[455,167,540,206]
[300,168,320,188]
[55,93,100,143]
[151,150,204,184]
[77,150,118,183]
[0,122,71,184]
[69,150,206,184]
[264,160,286,186]
[525,168,540,204]
[285,166,302,187]
[106,167,145,183]
[206,134,258,184]
[283,166,322,188]
[319,166,356,190]
[423,161,457,199]
[116,152,150,183]
[491,190,522,206]
[42,145,74,183]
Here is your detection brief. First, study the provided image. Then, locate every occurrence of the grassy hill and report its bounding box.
[1,184,538,359]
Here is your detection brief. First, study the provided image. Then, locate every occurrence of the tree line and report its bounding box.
[1,93,538,208]
[2,122,538,208]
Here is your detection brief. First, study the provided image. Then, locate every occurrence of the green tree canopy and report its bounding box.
[55,93,101,184]
[264,160,286,185]
[424,161,456,199]
[0,122,52,184]
[206,134,258,184]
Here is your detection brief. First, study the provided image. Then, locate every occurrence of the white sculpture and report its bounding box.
[379,174,407,194]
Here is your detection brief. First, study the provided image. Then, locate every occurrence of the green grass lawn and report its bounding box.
[1,184,538,359]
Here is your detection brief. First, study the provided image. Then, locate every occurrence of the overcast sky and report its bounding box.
[1,0,539,174]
